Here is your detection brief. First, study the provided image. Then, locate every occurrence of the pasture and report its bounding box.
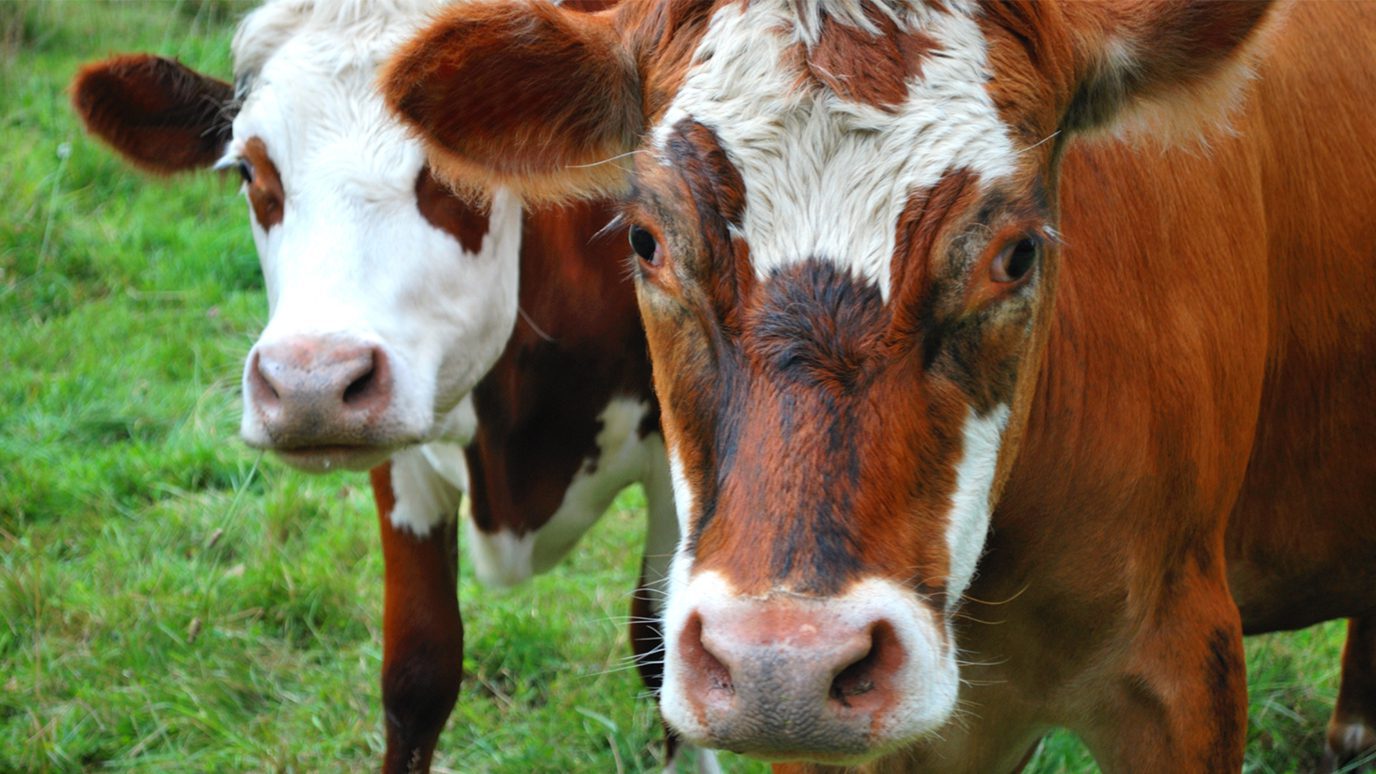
[0,1,1358,771]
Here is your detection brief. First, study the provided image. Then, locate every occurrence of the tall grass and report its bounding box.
[0,2,1355,772]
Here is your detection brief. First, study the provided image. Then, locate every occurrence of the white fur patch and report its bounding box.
[666,449,697,541]
[388,443,464,537]
[464,524,535,587]
[944,403,1009,609]
[654,0,1016,300]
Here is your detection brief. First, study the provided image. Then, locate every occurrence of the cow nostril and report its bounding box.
[341,347,388,408]
[248,350,281,404]
[682,613,734,696]
[829,620,901,709]
[342,362,376,405]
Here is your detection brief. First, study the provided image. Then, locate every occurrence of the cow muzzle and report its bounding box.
[661,574,957,763]
[242,335,403,471]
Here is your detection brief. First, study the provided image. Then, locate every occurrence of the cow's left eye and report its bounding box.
[629,225,659,265]
[233,159,255,185]
[991,236,1039,284]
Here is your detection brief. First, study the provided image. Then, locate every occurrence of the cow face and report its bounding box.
[385,0,1275,760]
[71,0,520,473]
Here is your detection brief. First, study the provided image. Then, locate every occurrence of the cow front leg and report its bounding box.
[1322,617,1376,772]
[1079,586,1247,773]
[372,460,464,774]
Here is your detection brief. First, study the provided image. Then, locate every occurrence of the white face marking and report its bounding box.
[228,0,521,454]
[666,448,697,541]
[944,403,1010,608]
[654,0,1017,300]
[465,398,662,587]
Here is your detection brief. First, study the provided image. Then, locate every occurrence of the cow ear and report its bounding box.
[381,1,640,203]
[1058,0,1280,140]
[71,54,235,175]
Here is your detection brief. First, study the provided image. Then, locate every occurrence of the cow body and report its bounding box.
[70,1,713,771]
[385,0,1376,769]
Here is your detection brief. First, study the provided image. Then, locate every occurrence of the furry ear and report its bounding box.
[381,0,641,203]
[71,54,235,175]
[1057,0,1280,139]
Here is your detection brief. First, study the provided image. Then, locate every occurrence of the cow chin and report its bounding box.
[659,567,960,764]
[238,395,434,474]
[266,443,398,474]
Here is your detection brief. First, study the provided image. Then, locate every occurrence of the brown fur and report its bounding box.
[381,1,642,203]
[241,137,284,229]
[805,6,937,111]
[414,165,488,253]
[371,463,463,774]
[70,54,234,174]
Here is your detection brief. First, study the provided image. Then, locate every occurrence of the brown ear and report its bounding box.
[71,54,234,175]
[381,0,640,203]
[1058,0,1280,138]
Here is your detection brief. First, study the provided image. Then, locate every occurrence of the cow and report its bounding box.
[380,0,1376,770]
[68,1,719,771]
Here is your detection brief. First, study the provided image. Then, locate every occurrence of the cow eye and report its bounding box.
[234,159,255,185]
[991,236,1039,284]
[628,225,659,265]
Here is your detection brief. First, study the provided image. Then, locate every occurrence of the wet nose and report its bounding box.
[675,598,908,759]
[246,336,392,446]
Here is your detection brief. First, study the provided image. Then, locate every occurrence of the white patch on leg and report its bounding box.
[464,523,534,588]
[944,403,1009,608]
[388,443,464,537]
[653,0,1015,300]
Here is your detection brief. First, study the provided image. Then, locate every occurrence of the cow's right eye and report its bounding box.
[234,159,255,185]
[629,225,659,265]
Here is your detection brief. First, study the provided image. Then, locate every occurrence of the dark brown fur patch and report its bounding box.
[70,54,234,175]
[806,5,938,111]
[241,137,284,230]
[463,199,654,536]
[415,165,489,253]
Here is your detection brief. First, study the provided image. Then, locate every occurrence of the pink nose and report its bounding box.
[246,337,393,448]
[675,598,907,759]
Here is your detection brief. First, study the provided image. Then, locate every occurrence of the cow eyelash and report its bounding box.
[213,155,254,185]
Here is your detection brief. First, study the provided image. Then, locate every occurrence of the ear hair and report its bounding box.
[71,54,235,175]
[381,0,641,204]
[1059,0,1285,143]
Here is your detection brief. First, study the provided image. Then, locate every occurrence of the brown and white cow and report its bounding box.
[70,1,718,771]
[383,0,1376,769]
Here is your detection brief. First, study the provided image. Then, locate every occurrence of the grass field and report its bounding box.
[0,2,1362,772]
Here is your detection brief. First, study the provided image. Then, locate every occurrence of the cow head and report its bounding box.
[71,0,520,473]
[384,0,1276,761]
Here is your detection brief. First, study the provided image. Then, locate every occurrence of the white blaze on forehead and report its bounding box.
[654,0,1018,300]
[944,403,1009,607]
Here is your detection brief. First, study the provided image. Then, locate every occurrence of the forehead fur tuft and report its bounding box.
[232,0,445,87]
[787,0,968,45]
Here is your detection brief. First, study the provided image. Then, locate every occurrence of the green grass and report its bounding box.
[0,2,1360,772]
